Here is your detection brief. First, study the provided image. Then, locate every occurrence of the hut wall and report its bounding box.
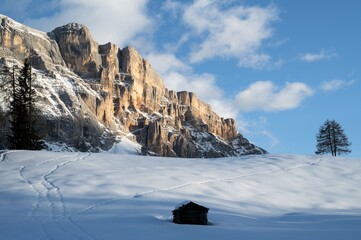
[173,210,208,225]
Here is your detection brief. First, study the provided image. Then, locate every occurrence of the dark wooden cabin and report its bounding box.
[172,201,209,225]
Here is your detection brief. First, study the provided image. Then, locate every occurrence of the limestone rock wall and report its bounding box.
[51,23,102,78]
[112,46,244,157]
[0,14,266,157]
[0,16,65,69]
[120,46,166,112]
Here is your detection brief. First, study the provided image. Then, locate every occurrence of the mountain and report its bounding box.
[0,14,266,157]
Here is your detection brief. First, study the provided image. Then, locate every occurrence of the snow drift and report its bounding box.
[0,150,360,239]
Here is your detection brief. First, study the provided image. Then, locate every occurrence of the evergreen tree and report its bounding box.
[1,58,42,150]
[0,108,7,149]
[315,119,351,156]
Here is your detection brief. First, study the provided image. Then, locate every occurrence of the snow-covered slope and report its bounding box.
[1,151,360,240]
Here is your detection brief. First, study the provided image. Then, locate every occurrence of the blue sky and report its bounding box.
[1,0,360,157]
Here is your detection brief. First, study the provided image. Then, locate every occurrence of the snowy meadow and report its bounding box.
[1,149,361,240]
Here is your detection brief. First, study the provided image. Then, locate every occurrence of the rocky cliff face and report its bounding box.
[0,14,266,157]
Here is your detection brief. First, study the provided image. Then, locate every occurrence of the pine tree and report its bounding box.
[315,119,351,156]
[0,108,6,149]
[1,58,42,150]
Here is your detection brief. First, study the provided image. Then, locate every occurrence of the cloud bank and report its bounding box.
[148,51,314,116]
[146,52,235,118]
[182,0,279,69]
[235,81,314,112]
[320,79,355,92]
[25,0,152,46]
[300,49,337,62]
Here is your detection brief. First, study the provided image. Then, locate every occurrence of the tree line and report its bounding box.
[0,57,42,150]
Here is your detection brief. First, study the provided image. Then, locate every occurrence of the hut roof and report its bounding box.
[173,201,209,212]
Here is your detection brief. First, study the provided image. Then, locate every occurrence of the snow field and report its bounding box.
[0,150,360,240]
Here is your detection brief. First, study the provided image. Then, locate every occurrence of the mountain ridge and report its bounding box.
[0,14,266,157]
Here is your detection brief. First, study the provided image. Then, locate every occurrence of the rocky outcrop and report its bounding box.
[0,15,65,69]
[51,23,102,78]
[0,14,266,157]
[111,47,265,157]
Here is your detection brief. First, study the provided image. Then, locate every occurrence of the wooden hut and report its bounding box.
[172,201,209,225]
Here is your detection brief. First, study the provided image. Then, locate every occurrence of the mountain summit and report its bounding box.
[0,15,266,157]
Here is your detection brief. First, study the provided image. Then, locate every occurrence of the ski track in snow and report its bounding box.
[43,152,94,240]
[132,158,323,198]
[18,165,51,240]
[0,150,7,162]
[12,151,323,238]
[37,154,77,166]
[0,150,22,162]
[75,157,322,216]
[18,152,94,240]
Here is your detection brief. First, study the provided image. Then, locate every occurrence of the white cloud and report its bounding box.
[146,53,189,76]
[1,0,60,20]
[148,52,313,117]
[161,71,235,117]
[182,0,279,69]
[147,52,236,118]
[236,116,280,150]
[164,71,237,118]
[300,49,337,62]
[235,81,314,112]
[320,79,355,92]
[25,0,151,47]
[258,130,280,148]
[1,0,32,19]
[161,0,184,18]
[208,98,237,119]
